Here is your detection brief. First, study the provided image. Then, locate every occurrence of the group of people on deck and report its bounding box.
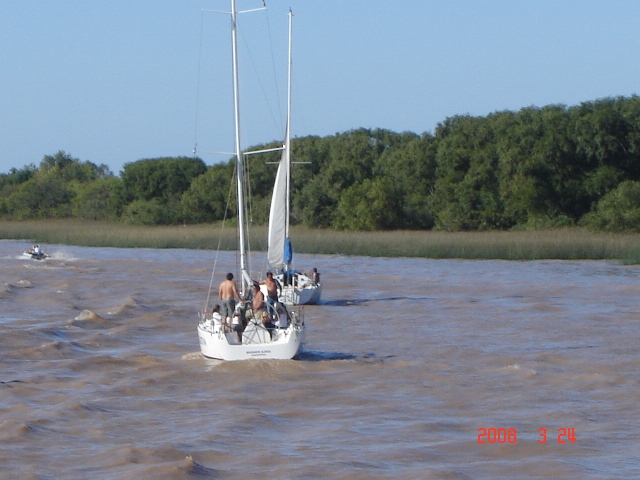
[213,271,290,342]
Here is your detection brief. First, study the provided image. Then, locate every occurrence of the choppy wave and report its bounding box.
[74,309,102,321]
[21,339,89,359]
[10,279,33,288]
[107,296,140,316]
[0,282,12,297]
[1,242,639,479]
[68,309,115,330]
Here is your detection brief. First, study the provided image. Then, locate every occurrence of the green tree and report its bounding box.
[122,199,170,225]
[0,164,37,188]
[431,115,506,231]
[71,177,124,220]
[121,157,207,203]
[4,169,74,219]
[496,107,563,227]
[180,162,235,224]
[375,133,437,229]
[120,157,207,224]
[333,178,403,230]
[579,180,640,232]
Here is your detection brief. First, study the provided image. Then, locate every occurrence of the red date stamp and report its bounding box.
[477,427,576,444]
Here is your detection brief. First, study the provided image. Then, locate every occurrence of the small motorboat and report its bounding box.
[23,245,49,260]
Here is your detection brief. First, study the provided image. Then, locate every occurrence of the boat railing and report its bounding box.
[199,299,303,338]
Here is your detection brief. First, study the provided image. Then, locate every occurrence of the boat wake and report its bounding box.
[181,352,205,361]
[296,350,388,363]
[48,250,78,261]
[496,363,537,377]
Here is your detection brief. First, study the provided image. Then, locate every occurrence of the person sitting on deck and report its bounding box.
[230,303,245,342]
[211,304,222,331]
[252,283,276,336]
[275,302,290,329]
[261,310,277,339]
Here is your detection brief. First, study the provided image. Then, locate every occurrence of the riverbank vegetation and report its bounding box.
[2,95,640,240]
[2,220,639,263]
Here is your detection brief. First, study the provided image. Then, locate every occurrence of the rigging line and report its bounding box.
[243,153,254,269]
[233,163,254,288]
[231,162,243,294]
[244,152,253,226]
[264,3,284,135]
[229,163,239,282]
[292,82,308,143]
[193,10,206,157]
[238,19,282,140]
[204,165,236,312]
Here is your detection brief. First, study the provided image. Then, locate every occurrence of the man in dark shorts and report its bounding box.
[261,271,280,310]
[218,272,240,329]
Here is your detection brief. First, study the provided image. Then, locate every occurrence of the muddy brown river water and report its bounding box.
[1,239,639,479]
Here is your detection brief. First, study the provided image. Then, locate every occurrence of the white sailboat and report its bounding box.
[265,9,322,306]
[197,1,305,361]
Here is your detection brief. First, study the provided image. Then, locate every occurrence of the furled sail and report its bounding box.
[267,146,288,269]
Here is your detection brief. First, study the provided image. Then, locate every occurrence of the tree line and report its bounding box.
[2,95,640,232]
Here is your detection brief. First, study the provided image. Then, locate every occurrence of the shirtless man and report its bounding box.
[261,271,280,308]
[311,267,320,284]
[218,272,240,328]
[251,283,266,320]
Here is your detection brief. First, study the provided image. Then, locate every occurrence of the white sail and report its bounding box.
[268,9,293,272]
[264,8,322,306]
[267,133,288,269]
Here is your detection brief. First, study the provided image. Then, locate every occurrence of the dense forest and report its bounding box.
[2,96,640,232]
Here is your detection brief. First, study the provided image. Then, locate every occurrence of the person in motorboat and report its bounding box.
[33,245,41,255]
[218,272,240,328]
[311,267,320,284]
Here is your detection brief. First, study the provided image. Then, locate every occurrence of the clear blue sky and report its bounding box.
[1,0,639,175]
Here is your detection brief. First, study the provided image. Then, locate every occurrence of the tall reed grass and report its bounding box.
[1,220,639,262]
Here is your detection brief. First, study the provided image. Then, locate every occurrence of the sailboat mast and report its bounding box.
[230,0,249,295]
[284,8,293,271]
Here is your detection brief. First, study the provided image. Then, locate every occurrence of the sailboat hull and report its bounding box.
[196,2,309,361]
[197,322,304,361]
[275,272,322,305]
